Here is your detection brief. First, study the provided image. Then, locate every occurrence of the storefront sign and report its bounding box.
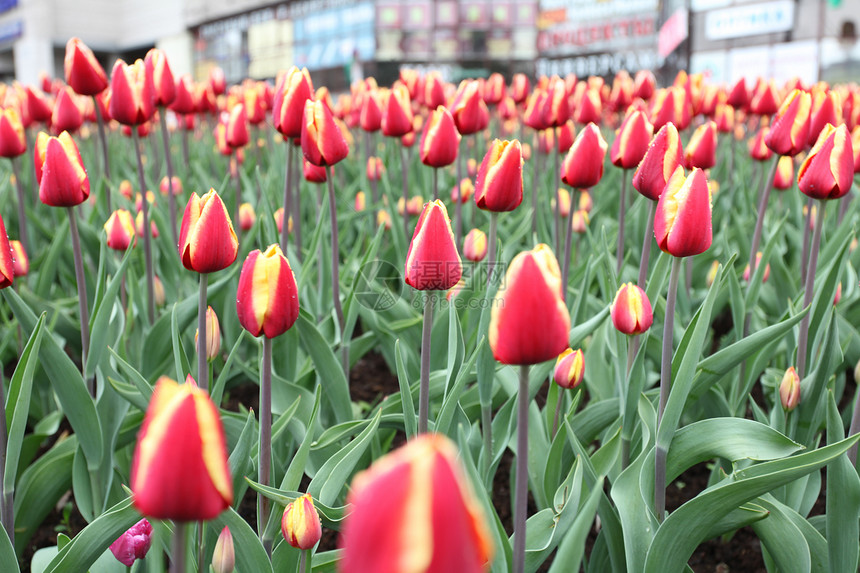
[705,1,794,40]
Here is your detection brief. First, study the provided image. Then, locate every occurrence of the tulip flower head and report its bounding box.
[131,375,233,521]
[773,155,795,190]
[420,105,460,168]
[226,103,249,148]
[748,128,774,162]
[684,120,718,170]
[0,215,14,288]
[109,58,155,126]
[35,131,90,207]
[236,244,300,338]
[610,109,653,169]
[475,139,524,212]
[808,90,842,146]
[743,252,771,283]
[451,79,490,135]
[463,228,488,262]
[212,527,235,573]
[765,89,811,157]
[405,200,462,290]
[145,48,176,107]
[302,99,349,166]
[554,348,585,390]
[273,67,314,138]
[382,82,414,137]
[109,519,152,567]
[654,167,712,258]
[797,123,854,200]
[452,178,475,204]
[632,122,684,202]
[339,433,493,573]
[64,37,108,96]
[282,493,322,550]
[51,87,84,134]
[490,244,571,365]
[195,306,222,362]
[779,366,800,411]
[178,189,239,273]
[10,240,27,278]
[561,123,608,189]
[611,283,654,335]
[104,209,136,251]
[0,107,26,158]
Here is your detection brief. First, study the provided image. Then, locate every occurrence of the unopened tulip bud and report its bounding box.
[282,493,322,550]
[611,283,654,335]
[748,128,774,162]
[0,108,26,158]
[765,89,811,157]
[420,106,460,167]
[808,90,842,147]
[562,123,608,189]
[578,190,593,212]
[451,79,489,135]
[834,282,842,305]
[557,120,576,153]
[109,58,155,126]
[109,518,152,567]
[571,209,589,233]
[274,208,293,234]
[654,167,712,257]
[633,70,656,100]
[545,76,571,127]
[194,306,221,361]
[463,228,488,262]
[851,125,860,173]
[178,189,238,273]
[405,200,462,290]
[212,526,235,573]
[798,124,854,200]
[510,73,530,104]
[714,103,735,133]
[159,175,182,195]
[153,275,165,306]
[573,88,601,126]
[226,103,249,148]
[377,209,392,230]
[779,367,800,411]
[236,244,300,338]
[145,48,175,107]
[685,120,718,169]
[360,89,383,132]
[553,188,571,218]
[239,202,256,231]
[554,348,584,390]
[726,78,748,109]
[104,209,136,251]
[523,89,549,131]
[10,240,27,277]
[452,178,474,204]
[64,38,108,96]
[273,67,314,138]
[490,244,571,365]
[35,131,90,207]
[750,80,779,116]
[119,180,134,200]
[302,99,349,166]
[475,139,524,212]
[382,82,413,137]
[650,87,690,131]
[354,191,366,212]
[366,156,384,181]
[611,109,653,169]
[743,252,770,283]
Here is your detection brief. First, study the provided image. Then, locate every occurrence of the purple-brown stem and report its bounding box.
[281,144,293,253]
[68,207,92,395]
[327,166,347,375]
[131,130,155,325]
[259,336,273,556]
[513,364,530,573]
[197,274,208,392]
[796,200,824,380]
[159,108,179,247]
[418,292,434,434]
[10,157,29,254]
[616,170,628,274]
[93,95,112,213]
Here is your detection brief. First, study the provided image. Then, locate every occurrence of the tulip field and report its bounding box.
[0,36,859,573]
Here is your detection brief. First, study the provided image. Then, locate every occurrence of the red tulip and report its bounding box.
[544,76,570,127]
[797,123,854,200]
[610,109,653,169]
[51,87,84,134]
[750,80,780,116]
[0,107,26,158]
[611,283,654,335]
[573,88,601,125]
[554,348,585,390]
[178,189,239,273]
[239,202,256,231]
[104,209,136,251]
[339,434,493,573]
[654,167,712,257]
[159,175,183,195]
[632,123,684,201]
[523,89,550,131]
[510,73,531,104]
[765,89,811,157]
[748,128,773,162]
[452,178,474,204]
[420,106,460,168]
[650,87,690,131]
[463,228,487,262]
[475,139,524,212]
[773,155,795,190]
[170,75,196,115]
[451,80,489,135]
[301,99,349,166]
[714,103,734,133]
[35,131,90,207]
[0,214,14,288]
[209,67,226,95]
[131,375,233,521]
[808,89,842,146]
[10,240,27,278]
[109,59,155,126]
[684,120,718,170]
[404,200,462,290]
[726,78,748,110]
[64,38,108,96]
[366,156,384,181]
[145,49,175,107]
[743,252,770,283]
[561,123,607,189]
[633,70,656,101]
[282,494,322,550]
[236,244,300,338]
[483,72,506,105]
[557,120,575,153]
[25,86,52,123]
[381,82,413,138]
[424,71,447,109]
[272,67,314,138]
[359,89,382,132]
[225,103,249,148]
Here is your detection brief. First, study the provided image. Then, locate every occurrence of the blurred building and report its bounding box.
[0,0,856,88]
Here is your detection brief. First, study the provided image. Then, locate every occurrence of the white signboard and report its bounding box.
[705,1,794,40]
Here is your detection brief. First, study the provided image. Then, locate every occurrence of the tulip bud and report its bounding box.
[490,244,571,365]
[377,209,392,230]
[451,80,489,135]
[382,82,414,137]
[571,209,590,234]
[633,70,656,100]
[109,518,152,567]
[537,128,555,155]
[765,89,811,157]
[726,78,748,110]
[272,67,314,138]
[303,158,327,183]
[611,109,653,169]
[685,120,718,170]
[281,493,322,550]
[119,180,134,200]
[135,210,159,239]
[51,87,84,134]
[632,123,684,201]
[742,252,771,283]
[153,275,165,306]
[552,187,571,218]
[9,240,27,278]
[354,191,366,212]
[145,48,175,107]
[212,526,235,573]
[650,87,690,131]
[420,106,460,168]
[779,367,800,412]
[750,80,779,116]
[340,434,493,572]
[557,120,576,153]
[405,200,462,290]
[104,209,136,251]
[236,244,300,338]
[226,103,249,148]
[302,100,349,167]
[714,103,734,133]
[808,90,842,146]
[35,131,90,207]
[452,178,474,204]
[209,67,226,95]
[195,306,222,361]
[64,38,108,96]
[544,76,570,127]
[654,167,712,258]
[834,282,842,305]
[772,155,795,190]
[25,86,52,123]
[573,88,601,126]
[798,124,854,200]
[274,208,293,234]
[561,123,608,189]
[748,128,774,162]
[178,189,239,273]
[238,202,256,231]
[523,89,550,131]
[423,71,446,109]
[131,375,233,520]
[0,107,26,158]
[463,228,488,262]
[510,73,531,104]
[611,283,654,335]
[109,59,155,126]
[365,156,384,182]
[475,139,524,212]
[553,348,585,390]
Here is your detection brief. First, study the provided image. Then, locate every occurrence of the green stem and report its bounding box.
[131,130,155,325]
[655,256,683,522]
[0,372,11,547]
[796,200,824,380]
[432,166,438,201]
[198,274,208,391]
[68,207,92,395]
[259,336,273,555]
[418,292,434,434]
[513,364,530,573]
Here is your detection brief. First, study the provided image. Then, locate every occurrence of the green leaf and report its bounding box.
[569,306,610,349]
[211,329,250,408]
[171,302,193,382]
[3,288,103,469]
[435,336,481,437]
[0,526,18,572]
[549,476,604,573]
[210,507,274,572]
[308,409,381,506]
[4,314,45,494]
[394,339,416,439]
[825,390,860,573]
[296,311,352,424]
[245,481,347,529]
[228,409,257,510]
[643,434,860,572]
[85,244,133,379]
[752,495,826,573]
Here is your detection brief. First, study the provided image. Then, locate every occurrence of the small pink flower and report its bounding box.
[109,518,152,567]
